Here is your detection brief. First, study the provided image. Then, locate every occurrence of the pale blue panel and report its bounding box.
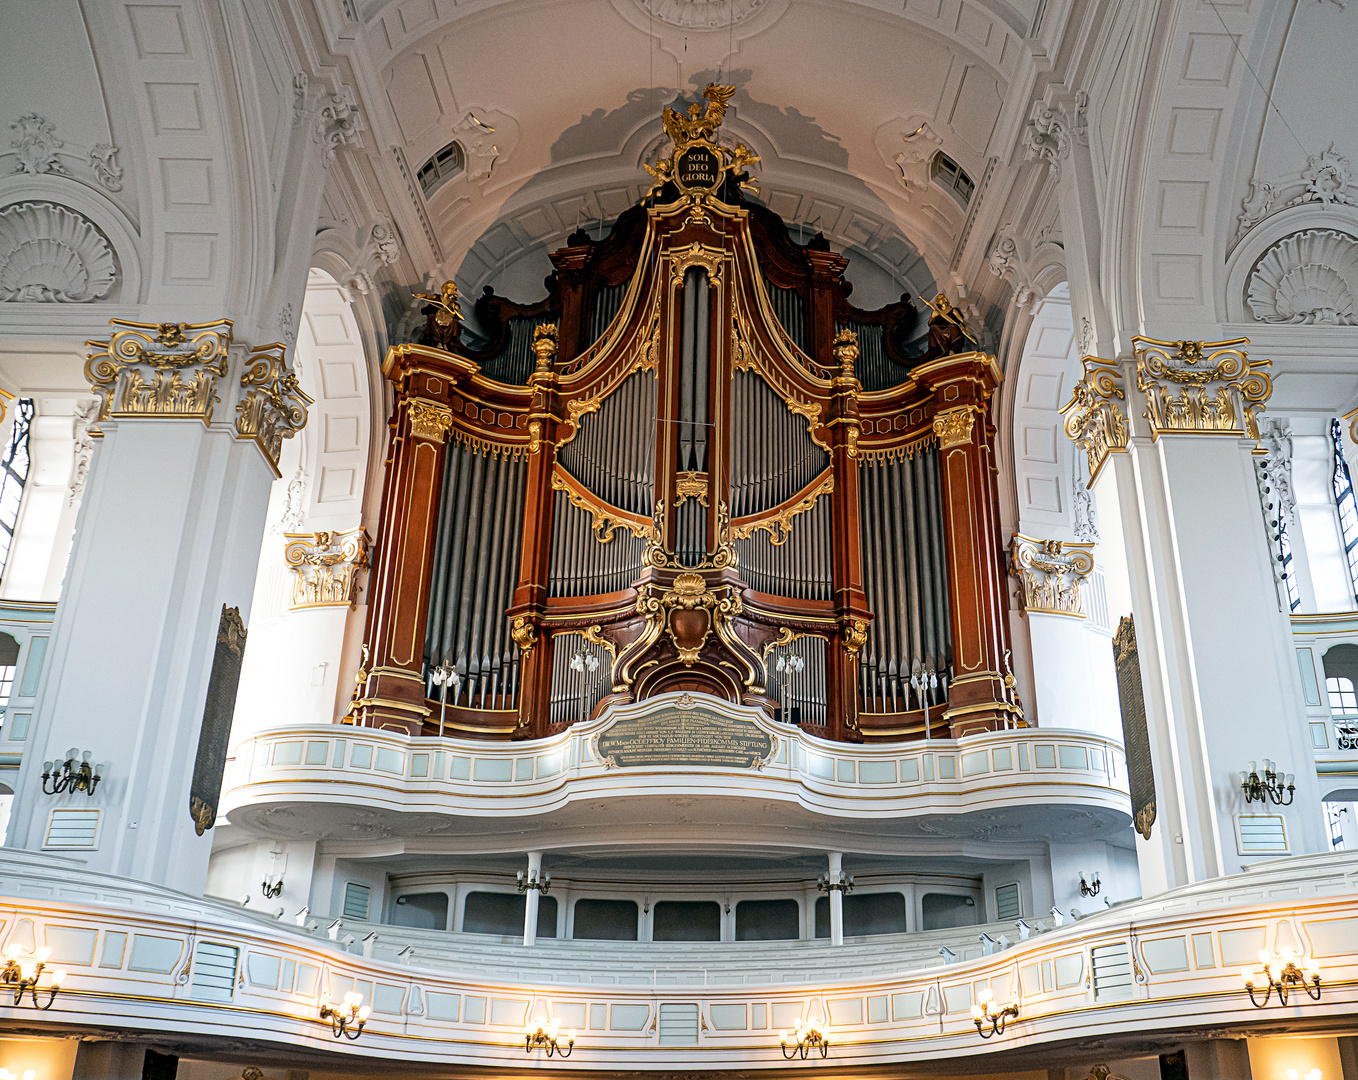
[19,637,46,697]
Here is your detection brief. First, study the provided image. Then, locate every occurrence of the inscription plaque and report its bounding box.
[675,145,722,193]
[596,705,773,769]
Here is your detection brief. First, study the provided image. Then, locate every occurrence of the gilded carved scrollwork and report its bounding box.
[841,618,869,656]
[1009,534,1095,617]
[235,344,313,475]
[1060,358,1129,483]
[731,472,834,546]
[283,528,370,610]
[645,501,738,571]
[551,470,657,544]
[511,615,536,654]
[84,319,232,425]
[675,472,709,506]
[1131,336,1272,440]
[932,404,978,449]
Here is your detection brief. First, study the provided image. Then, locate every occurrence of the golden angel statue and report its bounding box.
[415,280,464,350]
[923,293,977,357]
[662,83,736,147]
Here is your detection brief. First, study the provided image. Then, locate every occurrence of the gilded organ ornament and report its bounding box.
[283,529,370,610]
[408,398,454,442]
[644,83,760,197]
[235,344,313,476]
[932,405,979,448]
[1131,336,1272,440]
[1060,358,1129,483]
[1009,535,1096,618]
[731,473,834,546]
[84,319,233,425]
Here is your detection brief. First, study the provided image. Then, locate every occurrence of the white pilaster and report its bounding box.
[827,851,844,947]
[523,850,542,947]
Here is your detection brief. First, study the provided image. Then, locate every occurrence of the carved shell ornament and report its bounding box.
[0,201,117,302]
[1247,228,1358,325]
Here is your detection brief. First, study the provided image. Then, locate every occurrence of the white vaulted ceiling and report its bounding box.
[354,0,1041,305]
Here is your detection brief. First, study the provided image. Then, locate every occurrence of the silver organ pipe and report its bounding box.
[729,371,828,517]
[550,368,657,595]
[762,277,807,353]
[424,442,528,709]
[857,448,952,713]
[480,315,555,385]
[732,496,832,601]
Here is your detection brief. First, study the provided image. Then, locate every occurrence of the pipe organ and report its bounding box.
[355,87,1019,743]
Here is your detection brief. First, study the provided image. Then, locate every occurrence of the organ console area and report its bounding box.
[353,86,1020,745]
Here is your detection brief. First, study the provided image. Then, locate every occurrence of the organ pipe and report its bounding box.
[424,443,528,709]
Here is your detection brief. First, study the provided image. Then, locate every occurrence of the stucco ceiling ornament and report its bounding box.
[0,201,118,302]
[1247,228,1358,325]
[893,121,942,196]
[1236,146,1356,243]
[450,112,501,182]
[987,224,1039,312]
[1022,92,1086,180]
[1291,143,1356,208]
[10,115,64,176]
[314,89,363,167]
[636,0,763,28]
[341,220,402,300]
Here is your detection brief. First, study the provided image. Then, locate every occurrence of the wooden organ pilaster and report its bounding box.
[355,89,1018,745]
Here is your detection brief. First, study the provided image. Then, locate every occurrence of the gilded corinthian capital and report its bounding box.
[84,319,233,425]
[1009,535,1096,618]
[235,343,313,476]
[1131,336,1272,441]
[1060,358,1129,483]
[283,528,370,610]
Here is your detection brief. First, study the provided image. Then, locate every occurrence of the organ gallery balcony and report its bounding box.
[221,692,1128,836]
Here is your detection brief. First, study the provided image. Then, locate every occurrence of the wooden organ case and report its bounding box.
[355,88,1021,745]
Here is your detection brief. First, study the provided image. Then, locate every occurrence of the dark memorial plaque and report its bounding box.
[1113,615,1156,840]
[597,703,773,769]
[189,605,247,835]
[675,145,722,193]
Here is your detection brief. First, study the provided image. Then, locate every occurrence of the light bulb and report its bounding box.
[22,1070,33,1080]
[1288,1070,1299,1080]
[51,970,65,986]
[1241,968,1255,985]
[357,1006,369,1021]
[1280,948,1295,962]
[971,1005,983,1019]
[977,988,992,1004]
[567,1029,576,1044]
[35,948,49,963]
[1307,1069,1321,1080]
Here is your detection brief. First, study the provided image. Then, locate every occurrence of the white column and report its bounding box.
[523,850,542,947]
[827,851,844,947]
[3,326,305,896]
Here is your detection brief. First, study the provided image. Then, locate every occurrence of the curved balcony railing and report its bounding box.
[222,696,1128,827]
[0,850,1354,1068]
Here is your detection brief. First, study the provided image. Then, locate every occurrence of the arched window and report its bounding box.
[1326,675,1358,714]
[0,399,35,584]
[931,152,975,207]
[416,141,465,199]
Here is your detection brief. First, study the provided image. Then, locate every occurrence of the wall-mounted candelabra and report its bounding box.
[1241,760,1293,805]
[261,874,283,899]
[41,750,101,796]
[517,869,551,894]
[1242,948,1320,1006]
[817,871,854,894]
[525,1016,574,1056]
[971,989,1018,1038]
[780,1019,829,1059]
[0,946,64,1009]
[319,992,368,1038]
[1079,871,1101,897]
